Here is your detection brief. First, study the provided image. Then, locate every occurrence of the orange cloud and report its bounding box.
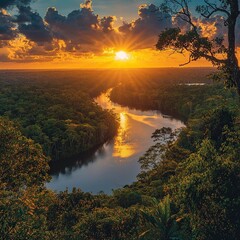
[0,0,238,69]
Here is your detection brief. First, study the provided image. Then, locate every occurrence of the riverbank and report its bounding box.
[48,90,184,193]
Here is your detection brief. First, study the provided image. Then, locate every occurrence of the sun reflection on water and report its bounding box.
[113,112,135,159]
[95,89,184,161]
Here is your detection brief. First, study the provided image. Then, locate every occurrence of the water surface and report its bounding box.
[47,90,184,194]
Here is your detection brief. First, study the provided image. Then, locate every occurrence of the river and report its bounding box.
[47,90,185,194]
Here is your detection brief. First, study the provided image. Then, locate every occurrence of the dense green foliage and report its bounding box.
[0,118,53,239]
[124,79,240,239]
[1,69,240,239]
[0,70,118,161]
[140,196,180,240]
[0,117,50,190]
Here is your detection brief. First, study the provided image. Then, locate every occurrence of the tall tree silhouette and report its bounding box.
[157,0,240,94]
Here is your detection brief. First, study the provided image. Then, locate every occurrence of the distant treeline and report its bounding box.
[109,68,217,121]
[111,84,228,121]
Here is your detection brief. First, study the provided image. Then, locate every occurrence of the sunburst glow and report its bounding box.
[115,51,129,61]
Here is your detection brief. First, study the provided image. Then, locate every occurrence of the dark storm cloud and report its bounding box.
[119,4,172,35]
[118,22,132,34]
[118,4,172,49]
[43,0,119,54]
[173,14,192,32]
[0,0,32,8]
[45,3,100,43]
[101,16,116,33]
[16,5,34,22]
[0,10,17,40]
[17,6,52,43]
[0,0,51,43]
[133,4,172,35]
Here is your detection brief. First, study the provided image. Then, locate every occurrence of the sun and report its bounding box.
[115,51,129,61]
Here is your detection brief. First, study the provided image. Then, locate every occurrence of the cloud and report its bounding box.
[101,16,116,33]
[0,0,238,63]
[134,4,172,34]
[0,10,17,40]
[45,5,100,43]
[0,0,32,9]
[17,6,52,43]
[172,15,193,32]
[2,0,119,61]
[199,15,227,39]
[0,1,174,61]
[43,1,119,54]
[0,0,52,44]
[118,4,172,50]
[13,1,172,54]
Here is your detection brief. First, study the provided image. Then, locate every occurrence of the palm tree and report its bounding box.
[140,196,181,240]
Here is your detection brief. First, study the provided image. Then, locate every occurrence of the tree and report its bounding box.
[113,189,142,208]
[157,0,240,94]
[170,138,240,239]
[0,117,50,190]
[0,118,53,239]
[0,188,54,239]
[140,196,181,240]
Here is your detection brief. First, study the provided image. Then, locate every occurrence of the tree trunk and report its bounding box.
[227,1,240,94]
[236,69,240,96]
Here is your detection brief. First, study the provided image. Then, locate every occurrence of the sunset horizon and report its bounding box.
[1,0,239,69]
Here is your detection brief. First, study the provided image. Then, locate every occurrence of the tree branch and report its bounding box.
[203,0,231,18]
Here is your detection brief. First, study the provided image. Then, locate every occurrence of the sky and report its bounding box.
[0,0,239,69]
[33,0,161,22]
